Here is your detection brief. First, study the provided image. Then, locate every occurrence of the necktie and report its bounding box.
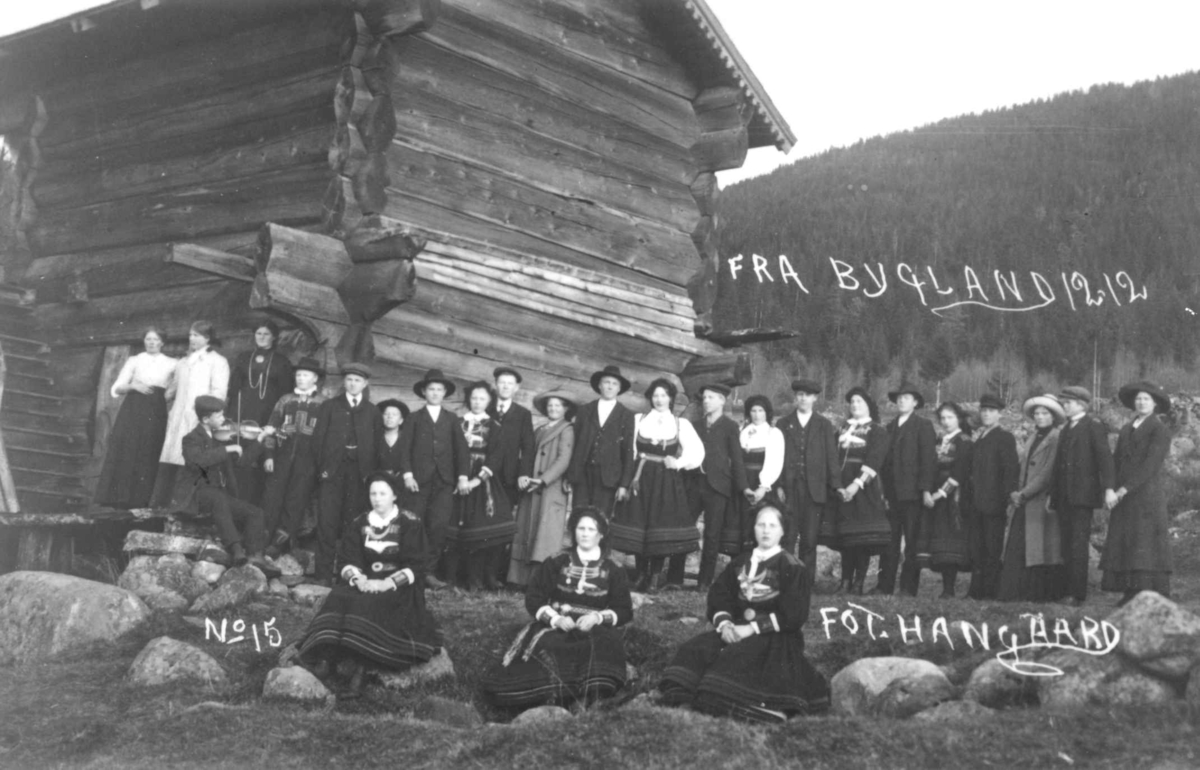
[351,397,359,409]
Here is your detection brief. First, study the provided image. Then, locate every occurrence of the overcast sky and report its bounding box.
[2,0,1196,187]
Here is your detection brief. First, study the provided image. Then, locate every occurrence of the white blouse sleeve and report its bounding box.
[165,358,184,402]
[209,353,230,401]
[109,355,139,399]
[675,418,705,470]
[632,413,642,459]
[758,427,785,489]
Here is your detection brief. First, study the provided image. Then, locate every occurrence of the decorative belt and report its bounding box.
[630,454,669,495]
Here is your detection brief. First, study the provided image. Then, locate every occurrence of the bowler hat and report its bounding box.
[194,395,226,417]
[294,356,325,378]
[696,382,732,399]
[1117,381,1171,414]
[589,365,631,395]
[493,366,523,384]
[1023,394,1065,423]
[413,368,457,398]
[341,361,373,379]
[888,382,926,410]
[1058,386,1092,405]
[979,394,1006,411]
[376,399,410,420]
[532,388,579,420]
[791,378,822,395]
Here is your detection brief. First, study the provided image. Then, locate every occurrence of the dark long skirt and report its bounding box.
[728,462,786,555]
[449,478,516,551]
[997,505,1064,601]
[610,460,699,557]
[923,496,972,572]
[483,624,627,707]
[660,631,830,723]
[298,584,442,670]
[95,387,168,508]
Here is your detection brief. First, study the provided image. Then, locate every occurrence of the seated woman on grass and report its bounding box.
[296,472,443,697]
[483,506,634,710]
[658,505,831,723]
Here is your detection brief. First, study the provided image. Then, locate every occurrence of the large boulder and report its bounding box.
[962,659,1038,708]
[871,673,956,718]
[1037,650,1178,709]
[272,555,305,578]
[511,705,572,725]
[377,649,456,690]
[1107,591,1200,679]
[0,572,150,664]
[291,583,332,608]
[119,554,211,604]
[266,579,291,598]
[127,636,227,688]
[191,561,226,585]
[831,657,952,716]
[263,666,331,702]
[188,565,267,614]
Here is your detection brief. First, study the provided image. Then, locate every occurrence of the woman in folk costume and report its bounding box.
[998,395,1065,602]
[735,395,785,554]
[659,505,830,723]
[832,387,891,594]
[1101,381,1175,603]
[95,327,177,509]
[152,319,230,507]
[608,377,705,592]
[448,381,516,590]
[483,507,634,709]
[228,320,294,505]
[919,402,975,598]
[508,388,577,588]
[297,472,442,697]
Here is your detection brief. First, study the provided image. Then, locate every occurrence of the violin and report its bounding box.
[212,420,263,443]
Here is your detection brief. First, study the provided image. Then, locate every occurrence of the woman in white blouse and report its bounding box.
[94,327,178,508]
[151,320,230,506]
[608,377,704,592]
[735,395,785,553]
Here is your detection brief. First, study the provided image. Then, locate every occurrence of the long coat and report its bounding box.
[882,413,938,503]
[567,399,635,490]
[1011,428,1061,566]
[161,348,230,466]
[1050,415,1115,511]
[776,410,839,504]
[969,426,1020,517]
[511,419,576,569]
[687,414,748,499]
[1100,415,1173,576]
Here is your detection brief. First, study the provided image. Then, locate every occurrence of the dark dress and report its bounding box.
[298,509,442,670]
[450,414,516,551]
[659,549,830,723]
[832,421,891,550]
[1100,414,1173,595]
[483,550,634,707]
[920,431,973,572]
[609,422,700,557]
[732,446,787,554]
[229,347,293,504]
[95,388,169,508]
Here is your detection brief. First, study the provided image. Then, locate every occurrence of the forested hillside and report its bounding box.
[718,73,1200,403]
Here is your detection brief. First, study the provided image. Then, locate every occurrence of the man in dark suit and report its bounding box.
[170,395,276,575]
[481,366,536,506]
[399,368,470,587]
[567,365,636,514]
[878,382,938,596]
[968,393,1020,599]
[776,378,840,588]
[665,382,748,590]
[1050,386,1116,604]
[312,363,382,584]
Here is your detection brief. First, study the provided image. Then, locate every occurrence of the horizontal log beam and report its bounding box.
[166,243,256,283]
[355,0,440,38]
[256,223,353,286]
[680,352,753,390]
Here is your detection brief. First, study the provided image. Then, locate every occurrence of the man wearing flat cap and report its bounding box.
[567,365,636,514]
[668,382,748,590]
[1050,386,1115,605]
[480,366,537,510]
[879,382,938,596]
[776,378,840,587]
[967,393,1019,599]
[311,362,382,584]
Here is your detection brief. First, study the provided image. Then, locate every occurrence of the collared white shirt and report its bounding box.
[795,410,813,428]
[346,393,360,409]
[597,399,617,426]
[634,410,704,470]
[897,413,911,428]
[740,423,784,488]
[497,398,512,416]
[426,404,442,421]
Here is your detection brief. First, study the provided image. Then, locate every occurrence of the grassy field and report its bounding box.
[3,520,1200,769]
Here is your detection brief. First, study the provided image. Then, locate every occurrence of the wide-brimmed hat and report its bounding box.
[979,393,1005,411]
[493,366,522,384]
[1117,381,1171,414]
[532,388,578,420]
[294,356,325,378]
[376,399,410,420]
[888,382,926,410]
[413,368,456,398]
[1023,394,1065,423]
[695,382,732,399]
[341,361,372,379]
[791,378,822,395]
[1057,386,1092,405]
[590,365,631,394]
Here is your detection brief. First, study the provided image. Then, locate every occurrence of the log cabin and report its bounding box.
[0,0,792,571]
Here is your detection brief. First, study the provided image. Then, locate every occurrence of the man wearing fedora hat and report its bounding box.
[398,368,471,587]
[259,357,328,559]
[776,378,840,588]
[311,362,383,584]
[480,366,537,508]
[877,382,938,596]
[1050,386,1115,605]
[667,382,749,590]
[967,393,1020,599]
[567,365,636,514]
